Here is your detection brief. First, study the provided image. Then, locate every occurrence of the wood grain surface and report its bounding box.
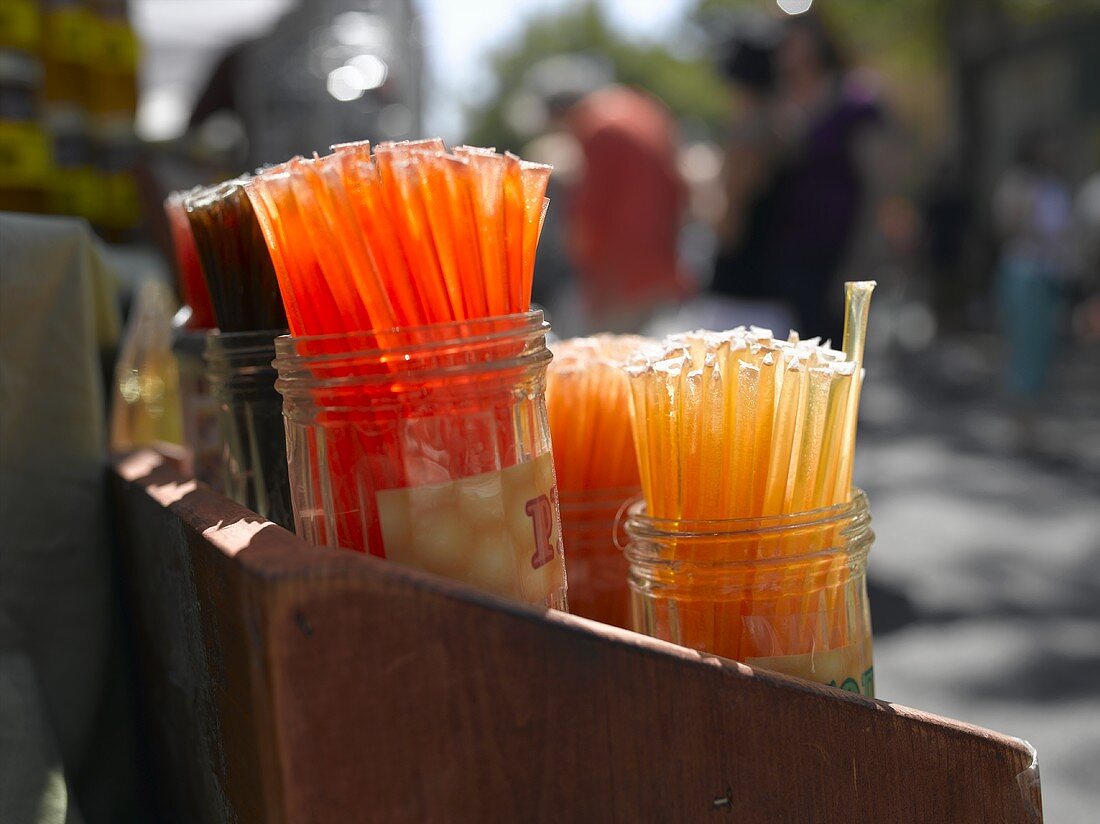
[111,450,1042,823]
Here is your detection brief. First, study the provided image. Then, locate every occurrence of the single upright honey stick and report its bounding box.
[442,155,488,319]
[832,281,876,502]
[813,362,856,509]
[749,352,777,516]
[519,163,552,306]
[503,153,525,313]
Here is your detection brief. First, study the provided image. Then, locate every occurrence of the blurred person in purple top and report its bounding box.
[712,12,883,343]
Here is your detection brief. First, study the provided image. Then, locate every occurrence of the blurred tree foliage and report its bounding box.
[464,0,1100,153]
[464,3,731,152]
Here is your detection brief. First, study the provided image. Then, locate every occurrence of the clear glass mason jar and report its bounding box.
[559,487,640,629]
[625,491,875,696]
[173,329,222,489]
[204,329,294,530]
[273,310,567,609]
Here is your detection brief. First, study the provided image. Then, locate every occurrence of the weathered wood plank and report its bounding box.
[111,450,1042,823]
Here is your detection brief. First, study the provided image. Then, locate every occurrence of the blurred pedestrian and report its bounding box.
[711,12,883,342]
[1072,170,1100,340]
[564,84,690,333]
[922,157,972,330]
[992,129,1078,416]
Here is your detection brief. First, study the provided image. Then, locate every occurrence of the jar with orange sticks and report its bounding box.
[622,282,877,694]
[275,311,566,608]
[547,335,647,628]
[248,139,564,607]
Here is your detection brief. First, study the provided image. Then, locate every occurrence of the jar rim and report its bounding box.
[273,310,552,409]
[625,489,869,538]
[558,487,643,512]
[274,309,546,364]
[204,328,287,361]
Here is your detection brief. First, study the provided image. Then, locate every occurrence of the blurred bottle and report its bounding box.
[110,279,184,452]
[89,0,140,240]
[40,0,98,222]
[0,0,50,212]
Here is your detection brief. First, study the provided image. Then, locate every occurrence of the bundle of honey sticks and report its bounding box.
[244,139,551,335]
[547,335,647,495]
[164,190,216,329]
[547,335,648,626]
[625,281,876,662]
[242,140,554,560]
[627,282,875,521]
[184,177,287,333]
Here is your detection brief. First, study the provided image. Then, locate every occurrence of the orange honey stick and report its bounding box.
[519,162,552,310]
[412,151,466,320]
[456,147,509,316]
[245,171,324,335]
[314,157,398,330]
[290,157,375,331]
[441,155,488,319]
[343,159,425,326]
[373,146,451,323]
[503,153,525,314]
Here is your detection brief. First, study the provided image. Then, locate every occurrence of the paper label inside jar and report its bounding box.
[748,635,874,697]
[376,453,566,605]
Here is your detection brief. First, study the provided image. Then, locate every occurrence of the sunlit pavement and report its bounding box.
[857,338,1100,822]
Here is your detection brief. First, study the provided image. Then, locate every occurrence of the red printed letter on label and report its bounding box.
[525,490,556,569]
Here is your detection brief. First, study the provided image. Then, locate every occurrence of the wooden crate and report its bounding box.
[111,450,1042,823]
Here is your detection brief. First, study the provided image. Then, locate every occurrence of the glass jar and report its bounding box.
[625,491,874,696]
[559,487,639,629]
[204,329,294,530]
[274,310,567,609]
[173,329,222,489]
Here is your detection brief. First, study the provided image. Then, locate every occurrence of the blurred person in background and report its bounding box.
[921,157,973,331]
[562,83,690,333]
[992,128,1079,436]
[1073,169,1100,340]
[711,12,883,343]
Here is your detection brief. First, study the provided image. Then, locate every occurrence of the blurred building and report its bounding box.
[135,0,423,170]
[0,0,141,237]
[977,11,1100,199]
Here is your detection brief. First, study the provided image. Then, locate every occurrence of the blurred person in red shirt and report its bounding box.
[564,85,690,332]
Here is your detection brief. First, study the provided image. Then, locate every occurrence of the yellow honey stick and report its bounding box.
[681,366,704,519]
[626,363,654,511]
[824,280,875,649]
[731,361,760,519]
[832,280,876,503]
[748,351,778,518]
[813,363,856,509]
[789,365,832,514]
[781,356,811,514]
[698,354,724,519]
[762,357,803,517]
